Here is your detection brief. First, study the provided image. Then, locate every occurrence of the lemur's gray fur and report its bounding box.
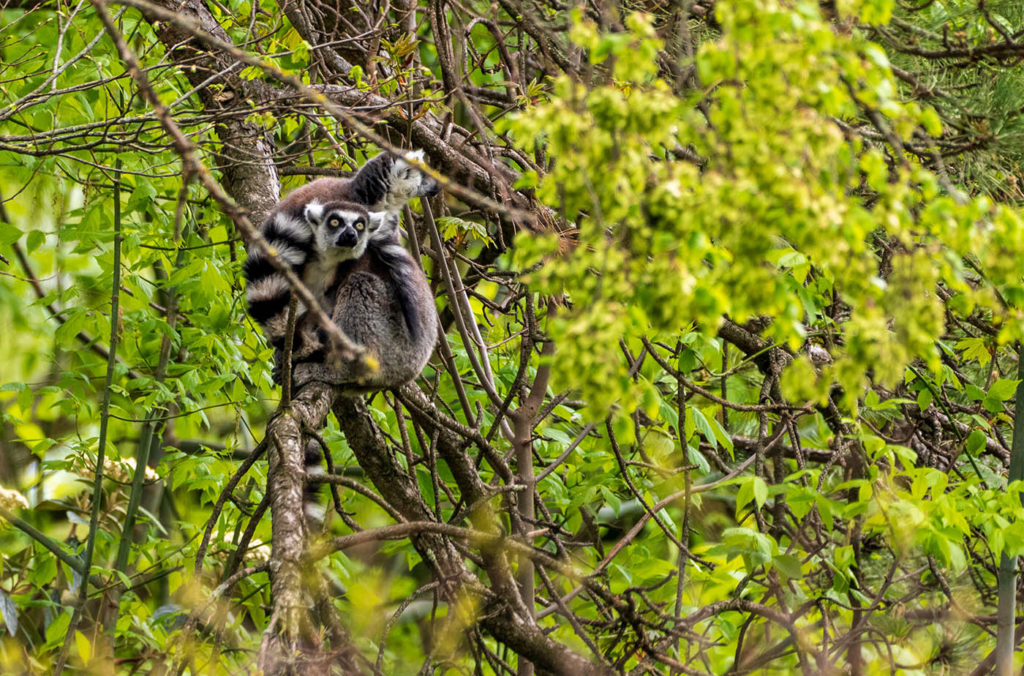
[294,198,438,526]
[244,151,441,527]
[243,150,440,382]
[290,221,438,391]
[244,200,373,360]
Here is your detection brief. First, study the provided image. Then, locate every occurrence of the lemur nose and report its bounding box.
[336,227,358,247]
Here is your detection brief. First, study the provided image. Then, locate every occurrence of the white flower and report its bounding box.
[97,457,160,484]
[0,487,29,520]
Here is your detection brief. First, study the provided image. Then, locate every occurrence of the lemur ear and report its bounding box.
[391,160,412,181]
[392,150,426,180]
[304,201,325,226]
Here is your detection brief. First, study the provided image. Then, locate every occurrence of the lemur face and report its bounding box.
[304,200,376,260]
[389,150,440,206]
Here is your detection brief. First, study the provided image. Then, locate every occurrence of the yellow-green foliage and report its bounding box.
[505,1,1024,415]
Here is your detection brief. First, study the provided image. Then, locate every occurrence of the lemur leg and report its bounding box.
[272,316,328,385]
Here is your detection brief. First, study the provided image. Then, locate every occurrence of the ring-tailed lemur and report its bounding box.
[293,199,438,526]
[243,150,440,376]
[289,206,438,391]
[243,200,378,364]
[244,151,440,527]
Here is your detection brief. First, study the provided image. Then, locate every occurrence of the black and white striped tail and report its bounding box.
[243,211,317,358]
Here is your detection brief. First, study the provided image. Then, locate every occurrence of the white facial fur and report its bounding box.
[315,209,371,262]
[383,150,438,213]
[302,201,367,252]
[303,200,325,227]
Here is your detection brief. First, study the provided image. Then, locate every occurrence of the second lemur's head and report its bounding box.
[391,149,441,203]
[304,200,386,261]
[354,150,441,213]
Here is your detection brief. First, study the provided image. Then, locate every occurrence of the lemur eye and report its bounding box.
[328,217,341,228]
[354,218,365,231]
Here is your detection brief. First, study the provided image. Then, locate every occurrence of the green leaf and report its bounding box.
[988,378,1020,402]
[25,229,45,253]
[707,414,734,456]
[983,395,1004,414]
[690,407,717,449]
[75,630,91,664]
[683,406,696,442]
[752,476,768,509]
[0,590,16,637]
[920,107,943,137]
[966,430,986,456]
[955,337,991,367]
[772,554,802,578]
[736,478,753,513]
[677,349,698,373]
[687,444,710,474]
[834,545,854,573]
[0,220,21,246]
[916,387,932,412]
[736,476,768,514]
[45,612,70,645]
[54,310,88,346]
[239,65,262,80]
[816,495,834,530]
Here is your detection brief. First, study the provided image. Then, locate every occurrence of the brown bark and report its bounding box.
[259,384,364,673]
